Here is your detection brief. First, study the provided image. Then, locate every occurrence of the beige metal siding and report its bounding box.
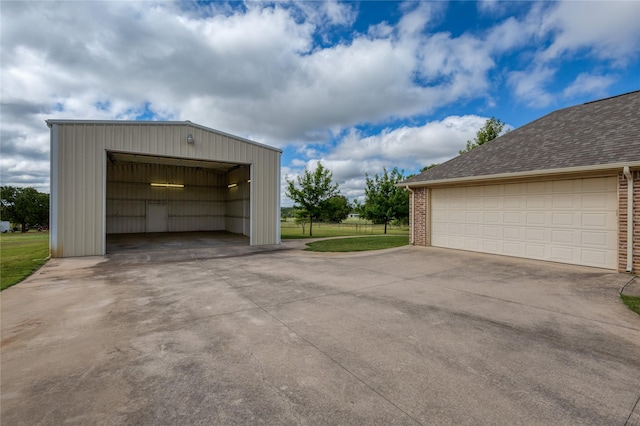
[225,166,250,235]
[50,121,281,257]
[250,149,281,245]
[50,124,106,257]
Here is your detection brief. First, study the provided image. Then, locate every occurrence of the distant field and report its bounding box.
[1,231,49,291]
[281,220,409,239]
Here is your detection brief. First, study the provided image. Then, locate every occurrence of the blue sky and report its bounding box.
[1,1,639,206]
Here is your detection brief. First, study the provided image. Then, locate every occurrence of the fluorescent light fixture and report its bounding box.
[150,183,184,188]
[227,183,238,188]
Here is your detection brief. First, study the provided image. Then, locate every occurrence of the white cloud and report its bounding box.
[322,0,358,26]
[330,115,487,168]
[507,66,556,108]
[563,73,615,99]
[281,115,491,204]
[540,1,640,65]
[1,0,638,196]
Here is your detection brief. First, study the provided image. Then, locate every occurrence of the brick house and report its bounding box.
[400,91,640,273]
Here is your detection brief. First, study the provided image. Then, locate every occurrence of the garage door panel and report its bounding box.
[552,213,575,226]
[550,246,575,263]
[581,250,608,267]
[483,212,500,223]
[432,223,448,234]
[552,195,575,208]
[465,212,481,222]
[449,198,466,208]
[444,187,463,197]
[447,236,465,248]
[503,212,523,224]
[552,179,576,192]
[503,227,522,240]
[582,177,614,191]
[465,224,481,236]
[482,185,503,196]
[525,244,546,259]
[481,239,500,253]
[482,226,500,238]
[483,197,501,208]
[464,238,482,250]
[526,228,547,242]
[449,211,465,222]
[551,229,575,244]
[503,241,523,256]
[581,213,608,228]
[526,181,547,193]
[581,194,610,209]
[465,198,482,209]
[431,177,617,269]
[526,212,546,225]
[503,197,523,208]
[526,196,547,209]
[503,183,524,194]
[431,210,448,221]
[448,223,464,235]
[580,231,608,247]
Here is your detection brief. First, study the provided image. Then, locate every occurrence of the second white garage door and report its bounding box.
[431,177,618,269]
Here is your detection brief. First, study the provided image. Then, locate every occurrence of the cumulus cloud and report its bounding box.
[540,1,640,65]
[281,115,491,204]
[330,116,487,167]
[507,66,556,108]
[563,73,616,99]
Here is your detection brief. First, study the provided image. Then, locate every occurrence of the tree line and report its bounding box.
[0,186,49,232]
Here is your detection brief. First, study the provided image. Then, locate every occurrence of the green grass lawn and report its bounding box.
[304,235,409,252]
[0,231,49,291]
[621,294,640,316]
[281,220,409,239]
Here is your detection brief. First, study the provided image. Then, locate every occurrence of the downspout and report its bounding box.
[405,186,415,245]
[623,167,633,272]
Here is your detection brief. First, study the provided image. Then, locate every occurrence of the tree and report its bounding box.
[294,208,309,235]
[421,163,439,172]
[280,207,295,219]
[360,167,409,234]
[0,186,49,232]
[320,195,351,223]
[285,162,340,237]
[459,117,506,154]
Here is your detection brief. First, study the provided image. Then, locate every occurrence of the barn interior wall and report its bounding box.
[106,163,226,233]
[225,166,251,236]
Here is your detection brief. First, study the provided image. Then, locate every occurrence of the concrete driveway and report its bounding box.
[2,243,639,425]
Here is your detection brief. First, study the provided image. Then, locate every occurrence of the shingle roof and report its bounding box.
[401,90,640,186]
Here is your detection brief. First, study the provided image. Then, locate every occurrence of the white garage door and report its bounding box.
[431,177,618,269]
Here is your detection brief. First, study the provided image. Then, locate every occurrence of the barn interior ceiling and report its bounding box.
[107,152,241,174]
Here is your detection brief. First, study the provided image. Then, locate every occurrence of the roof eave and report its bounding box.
[399,161,640,188]
[45,119,283,154]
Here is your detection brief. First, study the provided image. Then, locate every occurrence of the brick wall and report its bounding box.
[618,170,640,273]
[411,187,429,246]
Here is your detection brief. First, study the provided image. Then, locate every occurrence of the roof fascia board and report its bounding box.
[45,119,283,153]
[399,161,640,188]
